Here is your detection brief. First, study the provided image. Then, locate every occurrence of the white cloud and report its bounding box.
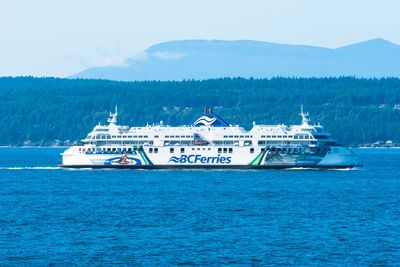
[152,51,185,60]
[96,57,129,67]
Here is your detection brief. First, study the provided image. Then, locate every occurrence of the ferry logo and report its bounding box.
[168,154,232,164]
[192,116,217,126]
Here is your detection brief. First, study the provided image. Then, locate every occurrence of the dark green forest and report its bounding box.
[1,76,400,146]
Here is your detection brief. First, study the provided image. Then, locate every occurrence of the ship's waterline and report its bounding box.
[61,107,359,169]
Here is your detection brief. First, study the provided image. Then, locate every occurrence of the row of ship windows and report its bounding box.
[223,135,253,138]
[81,146,330,155]
[90,135,195,139]
[255,147,330,154]
[91,134,316,140]
[90,140,313,146]
[222,134,312,139]
[260,134,312,139]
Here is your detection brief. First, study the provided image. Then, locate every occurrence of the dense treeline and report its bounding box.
[0,76,400,146]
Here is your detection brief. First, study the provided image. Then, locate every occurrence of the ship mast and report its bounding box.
[300,104,309,126]
[108,106,118,125]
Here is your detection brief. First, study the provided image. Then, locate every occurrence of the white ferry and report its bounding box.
[61,107,359,169]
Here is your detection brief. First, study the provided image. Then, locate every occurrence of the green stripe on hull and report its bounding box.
[249,149,267,166]
[135,146,153,165]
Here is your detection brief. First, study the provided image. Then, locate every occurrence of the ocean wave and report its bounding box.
[285,166,362,171]
[0,166,61,170]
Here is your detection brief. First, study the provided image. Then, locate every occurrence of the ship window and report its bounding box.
[288,135,293,138]
[154,135,159,138]
[245,135,249,138]
[192,148,195,151]
[250,148,254,154]
[278,135,282,138]
[139,135,143,138]
[229,135,233,138]
[261,135,265,138]
[154,148,158,153]
[314,135,328,139]
[240,135,244,138]
[186,135,191,138]
[228,148,233,153]
[223,148,227,153]
[165,135,169,138]
[208,148,211,150]
[181,148,185,153]
[112,148,116,152]
[304,135,309,139]
[266,135,271,138]
[224,135,227,138]
[149,148,153,153]
[180,135,185,138]
[128,148,132,152]
[112,136,116,138]
[261,148,265,152]
[234,135,238,138]
[197,148,200,151]
[218,148,222,153]
[144,136,148,138]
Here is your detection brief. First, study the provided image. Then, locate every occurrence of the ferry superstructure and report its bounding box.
[61,107,359,169]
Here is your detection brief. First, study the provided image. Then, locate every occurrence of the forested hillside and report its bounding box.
[0,77,399,146]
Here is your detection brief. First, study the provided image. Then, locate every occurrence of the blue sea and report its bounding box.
[0,148,399,265]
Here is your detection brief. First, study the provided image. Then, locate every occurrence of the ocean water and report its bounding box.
[0,148,399,265]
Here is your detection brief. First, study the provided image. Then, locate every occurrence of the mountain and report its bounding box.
[71,38,400,81]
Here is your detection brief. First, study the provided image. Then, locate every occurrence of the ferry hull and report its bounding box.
[60,164,360,170]
[61,145,359,170]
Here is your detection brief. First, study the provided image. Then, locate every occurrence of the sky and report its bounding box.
[0,0,399,77]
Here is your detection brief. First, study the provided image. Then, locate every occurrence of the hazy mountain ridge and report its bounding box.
[71,38,400,81]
